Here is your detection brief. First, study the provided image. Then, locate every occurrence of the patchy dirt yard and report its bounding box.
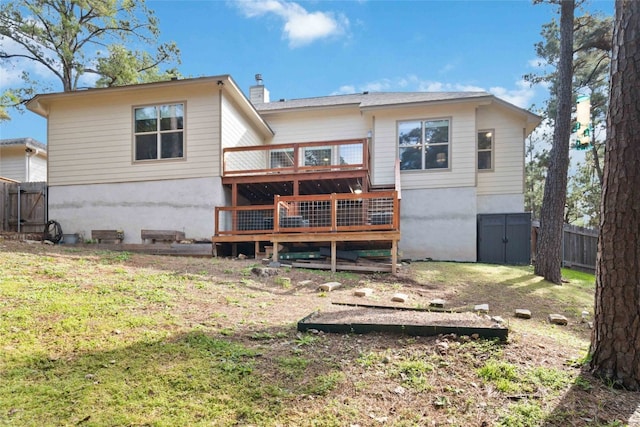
[2,239,639,426]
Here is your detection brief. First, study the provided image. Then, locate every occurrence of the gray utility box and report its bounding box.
[477,213,531,265]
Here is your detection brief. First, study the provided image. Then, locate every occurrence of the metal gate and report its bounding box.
[0,182,47,233]
[477,213,531,265]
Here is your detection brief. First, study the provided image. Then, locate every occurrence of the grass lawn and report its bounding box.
[1,240,638,426]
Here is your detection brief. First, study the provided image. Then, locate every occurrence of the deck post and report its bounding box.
[331,240,337,273]
[391,239,398,276]
[272,239,279,263]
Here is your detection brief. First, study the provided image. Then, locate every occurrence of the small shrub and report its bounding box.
[274,276,291,289]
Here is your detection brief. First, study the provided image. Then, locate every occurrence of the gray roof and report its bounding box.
[0,137,47,151]
[254,91,493,112]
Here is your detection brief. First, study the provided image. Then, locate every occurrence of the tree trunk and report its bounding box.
[534,0,575,284]
[590,0,640,391]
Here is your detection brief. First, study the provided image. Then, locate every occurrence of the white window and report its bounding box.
[134,103,184,161]
[398,119,450,170]
[477,129,493,170]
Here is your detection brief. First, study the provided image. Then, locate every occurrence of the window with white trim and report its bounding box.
[477,129,493,170]
[398,118,450,170]
[134,103,184,161]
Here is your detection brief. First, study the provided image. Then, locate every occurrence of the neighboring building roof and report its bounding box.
[0,137,47,152]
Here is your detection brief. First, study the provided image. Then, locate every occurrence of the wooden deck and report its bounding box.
[216,139,401,274]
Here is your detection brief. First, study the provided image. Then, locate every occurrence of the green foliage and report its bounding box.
[0,0,181,112]
[305,371,345,396]
[294,333,319,346]
[525,9,611,226]
[277,356,310,377]
[394,358,435,392]
[274,276,292,289]
[496,402,545,427]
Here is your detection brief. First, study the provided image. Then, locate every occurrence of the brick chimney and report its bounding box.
[249,73,270,104]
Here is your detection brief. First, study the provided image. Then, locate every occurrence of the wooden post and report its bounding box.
[272,239,279,263]
[331,240,337,273]
[331,193,337,231]
[391,239,398,275]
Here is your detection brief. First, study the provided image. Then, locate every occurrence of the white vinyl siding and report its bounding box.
[46,84,221,186]
[476,105,526,195]
[0,147,25,181]
[372,104,477,189]
[28,155,47,182]
[260,107,368,145]
[221,93,267,172]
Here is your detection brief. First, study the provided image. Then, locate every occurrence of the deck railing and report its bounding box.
[222,139,368,176]
[214,191,399,236]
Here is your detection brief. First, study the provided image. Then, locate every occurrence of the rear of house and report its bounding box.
[27,75,539,262]
[253,85,539,261]
[26,76,272,243]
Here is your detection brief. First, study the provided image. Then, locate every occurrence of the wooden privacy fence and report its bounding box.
[562,224,598,272]
[0,181,47,233]
[532,222,598,272]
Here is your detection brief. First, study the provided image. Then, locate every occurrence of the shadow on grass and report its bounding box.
[0,327,339,426]
[542,368,640,426]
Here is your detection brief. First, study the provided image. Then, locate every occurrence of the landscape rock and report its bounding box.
[251,267,279,277]
[491,316,505,325]
[429,298,446,308]
[298,280,314,286]
[548,314,568,325]
[318,282,342,292]
[515,309,532,319]
[391,293,408,303]
[474,303,489,313]
[354,288,373,297]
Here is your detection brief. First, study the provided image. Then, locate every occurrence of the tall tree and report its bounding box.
[534,0,575,284]
[590,0,640,391]
[0,0,180,116]
[525,9,612,227]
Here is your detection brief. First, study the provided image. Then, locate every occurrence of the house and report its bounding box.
[0,138,48,182]
[26,74,540,267]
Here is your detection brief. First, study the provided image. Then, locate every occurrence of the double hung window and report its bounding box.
[398,119,450,170]
[134,103,184,161]
[477,130,493,170]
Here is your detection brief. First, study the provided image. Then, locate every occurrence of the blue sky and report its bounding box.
[0,0,614,144]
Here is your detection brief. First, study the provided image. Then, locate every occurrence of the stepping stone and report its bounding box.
[429,298,446,308]
[515,309,532,319]
[474,303,489,313]
[391,293,408,303]
[548,314,568,325]
[491,316,505,325]
[318,282,342,292]
[354,288,373,297]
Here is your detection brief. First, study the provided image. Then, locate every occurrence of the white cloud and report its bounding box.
[332,75,541,109]
[332,84,356,95]
[0,36,59,91]
[232,0,349,47]
[488,79,536,109]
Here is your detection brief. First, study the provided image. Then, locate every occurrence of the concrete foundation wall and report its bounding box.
[477,193,524,214]
[399,187,478,261]
[48,177,224,243]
